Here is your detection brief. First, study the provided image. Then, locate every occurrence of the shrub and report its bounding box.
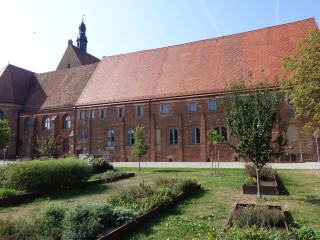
[0,188,23,198]
[112,207,137,226]
[89,170,125,181]
[86,158,114,173]
[36,203,66,239]
[0,219,16,240]
[0,157,92,192]
[245,164,276,180]
[230,205,285,229]
[62,203,103,240]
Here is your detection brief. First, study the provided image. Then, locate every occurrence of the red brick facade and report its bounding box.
[1,18,319,162]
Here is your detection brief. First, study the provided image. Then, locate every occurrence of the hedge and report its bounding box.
[0,158,92,192]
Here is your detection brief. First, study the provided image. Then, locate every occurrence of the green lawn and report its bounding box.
[0,167,319,239]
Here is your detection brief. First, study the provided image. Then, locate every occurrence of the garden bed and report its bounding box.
[0,173,135,207]
[226,203,288,231]
[242,178,279,195]
[96,184,201,240]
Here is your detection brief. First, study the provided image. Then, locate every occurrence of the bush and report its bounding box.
[0,219,16,240]
[62,204,103,240]
[0,157,92,192]
[230,205,285,229]
[243,177,257,185]
[36,203,66,239]
[245,164,276,180]
[87,158,114,173]
[90,170,125,181]
[0,188,23,198]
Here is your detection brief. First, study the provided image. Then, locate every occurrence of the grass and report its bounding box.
[0,167,319,239]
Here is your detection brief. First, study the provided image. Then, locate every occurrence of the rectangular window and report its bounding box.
[79,111,84,120]
[160,104,168,114]
[209,100,216,111]
[100,109,105,119]
[169,128,178,145]
[190,127,201,145]
[118,107,124,117]
[137,106,143,116]
[189,102,197,112]
[89,110,95,119]
[80,130,87,139]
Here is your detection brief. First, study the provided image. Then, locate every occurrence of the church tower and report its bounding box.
[76,19,88,55]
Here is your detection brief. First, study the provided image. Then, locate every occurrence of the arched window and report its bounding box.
[24,118,30,131]
[214,126,228,142]
[0,110,4,120]
[126,129,135,146]
[107,130,115,147]
[63,139,69,153]
[190,127,201,145]
[43,116,50,130]
[64,115,71,129]
[169,128,178,145]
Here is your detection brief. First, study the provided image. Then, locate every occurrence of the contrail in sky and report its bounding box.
[199,0,221,37]
[276,0,279,25]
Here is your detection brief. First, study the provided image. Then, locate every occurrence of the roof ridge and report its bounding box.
[101,18,317,60]
[36,62,99,76]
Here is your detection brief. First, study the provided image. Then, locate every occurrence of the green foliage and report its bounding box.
[290,225,320,240]
[0,119,10,149]
[245,164,276,180]
[243,177,257,185]
[132,125,149,160]
[86,157,114,173]
[0,188,22,198]
[224,75,287,171]
[89,169,125,180]
[34,136,57,157]
[0,157,92,191]
[230,205,285,229]
[207,129,225,145]
[61,203,103,240]
[283,29,320,134]
[36,203,66,239]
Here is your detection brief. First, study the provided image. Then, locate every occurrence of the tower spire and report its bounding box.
[76,17,88,55]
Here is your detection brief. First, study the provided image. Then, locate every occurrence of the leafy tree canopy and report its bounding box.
[283,29,320,134]
[132,125,149,160]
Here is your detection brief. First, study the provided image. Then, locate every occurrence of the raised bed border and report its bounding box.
[225,202,288,231]
[0,173,135,207]
[242,178,279,195]
[97,184,202,240]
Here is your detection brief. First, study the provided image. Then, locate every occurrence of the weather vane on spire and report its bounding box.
[82,14,85,21]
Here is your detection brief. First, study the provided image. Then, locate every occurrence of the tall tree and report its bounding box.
[0,119,10,149]
[283,29,320,134]
[132,125,149,172]
[224,74,287,198]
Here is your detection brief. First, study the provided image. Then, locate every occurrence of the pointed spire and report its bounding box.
[76,17,88,55]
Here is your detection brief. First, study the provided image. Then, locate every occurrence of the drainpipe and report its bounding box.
[73,107,77,156]
[148,99,152,161]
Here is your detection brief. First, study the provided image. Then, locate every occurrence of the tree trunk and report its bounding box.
[256,168,262,199]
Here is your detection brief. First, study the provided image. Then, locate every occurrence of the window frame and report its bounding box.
[169,128,178,145]
[64,115,71,129]
[79,111,85,120]
[126,129,135,146]
[190,127,201,145]
[208,100,217,111]
[0,110,4,120]
[118,108,124,118]
[100,109,105,119]
[189,102,197,112]
[160,104,168,114]
[137,106,143,116]
[43,116,51,130]
[80,130,87,139]
[89,110,95,120]
[24,117,30,131]
[107,130,115,147]
[63,138,70,152]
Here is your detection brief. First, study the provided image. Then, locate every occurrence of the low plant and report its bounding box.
[0,157,92,192]
[86,157,114,173]
[230,205,285,229]
[89,170,125,181]
[243,177,257,185]
[245,164,276,181]
[0,188,23,198]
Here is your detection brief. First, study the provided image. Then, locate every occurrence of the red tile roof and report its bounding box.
[72,45,100,65]
[0,64,34,105]
[24,63,98,111]
[76,18,318,106]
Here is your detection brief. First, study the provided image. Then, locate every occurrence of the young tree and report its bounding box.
[35,136,57,157]
[224,74,287,198]
[207,129,225,175]
[132,125,149,172]
[0,119,10,149]
[283,29,320,134]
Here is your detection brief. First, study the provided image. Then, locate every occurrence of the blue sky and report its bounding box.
[1,0,320,73]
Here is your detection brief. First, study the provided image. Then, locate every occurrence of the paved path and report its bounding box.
[1,160,319,169]
[112,161,320,169]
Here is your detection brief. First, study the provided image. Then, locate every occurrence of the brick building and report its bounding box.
[0,18,319,162]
